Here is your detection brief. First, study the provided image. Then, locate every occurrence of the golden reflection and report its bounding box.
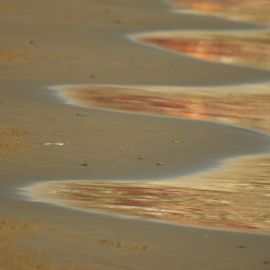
[137,30,270,71]
[60,84,270,135]
[37,83,270,233]
[169,0,270,24]
[28,154,270,233]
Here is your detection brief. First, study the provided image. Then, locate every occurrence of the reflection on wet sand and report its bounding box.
[169,0,270,24]
[135,30,270,70]
[28,83,270,233]
[57,84,270,135]
[27,154,270,233]
[25,0,270,235]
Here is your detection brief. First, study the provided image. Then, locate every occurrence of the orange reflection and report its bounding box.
[60,84,270,135]
[170,0,270,24]
[43,84,270,232]
[137,31,270,71]
[29,153,270,233]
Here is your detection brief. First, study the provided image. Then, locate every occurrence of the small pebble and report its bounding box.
[237,245,246,249]
[156,162,164,166]
[142,245,149,251]
[80,163,88,167]
[29,40,35,46]
[138,157,145,160]
[263,260,269,265]
[172,139,181,144]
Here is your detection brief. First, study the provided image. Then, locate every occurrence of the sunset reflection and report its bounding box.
[60,84,270,135]
[29,153,270,233]
[50,82,270,232]
[169,0,270,24]
[137,31,270,71]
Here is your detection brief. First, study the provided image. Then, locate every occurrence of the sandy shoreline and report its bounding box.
[55,83,270,134]
[132,29,270,71]
[167,0,270,25]
[0,0,270,269]
[22,153,270,234]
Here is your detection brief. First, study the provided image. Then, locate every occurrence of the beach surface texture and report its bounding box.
[0,0,270,269]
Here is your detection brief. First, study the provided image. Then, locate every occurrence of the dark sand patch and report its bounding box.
[100,239,150,252]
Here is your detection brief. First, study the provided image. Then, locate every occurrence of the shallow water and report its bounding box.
[136,30,270,71]
[169,0,270,25]
[22,0,270,233]
[24,153,270,233]
[56,84,270,135]
[26,82,270,233]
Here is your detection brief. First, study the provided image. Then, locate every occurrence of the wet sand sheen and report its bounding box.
[168,0,270,25]
[55,83,270,135]
[133,30,270,71]
[25,153,270,233]
[1,0,270,269]
[23,5,270,232]
[22,83,270,232]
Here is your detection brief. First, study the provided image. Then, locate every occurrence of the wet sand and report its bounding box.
[56,83,270,134]
[25,153,270,234]
[133,30,270,71]
[25,82,270,233]
[0,219,52,270]
[168,0,270,25]
[0,0,270,269]
[0,124,32,157]
[24,82,270,233]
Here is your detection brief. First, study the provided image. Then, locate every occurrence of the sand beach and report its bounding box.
[0,0,270,269]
